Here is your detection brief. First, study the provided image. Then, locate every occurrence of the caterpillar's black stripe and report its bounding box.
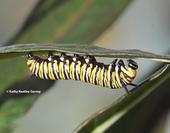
[27,53,138,93]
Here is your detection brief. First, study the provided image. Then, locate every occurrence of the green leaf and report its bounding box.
[0,44,170,63]
[73,64,170,132]
[0,96,37,133]
[14,0,132,43]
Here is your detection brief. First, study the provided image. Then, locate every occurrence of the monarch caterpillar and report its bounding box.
[27,52,138,94]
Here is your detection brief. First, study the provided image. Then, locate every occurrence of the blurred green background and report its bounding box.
[0,0,170,133]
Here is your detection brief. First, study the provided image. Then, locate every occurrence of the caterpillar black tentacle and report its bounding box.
[27,53,138,94]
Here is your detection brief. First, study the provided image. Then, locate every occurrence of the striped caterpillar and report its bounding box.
[27,52,138,93]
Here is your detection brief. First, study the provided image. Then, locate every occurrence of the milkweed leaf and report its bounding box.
[0,44,170,63]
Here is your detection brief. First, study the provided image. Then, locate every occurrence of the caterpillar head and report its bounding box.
[127,59,138,70]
